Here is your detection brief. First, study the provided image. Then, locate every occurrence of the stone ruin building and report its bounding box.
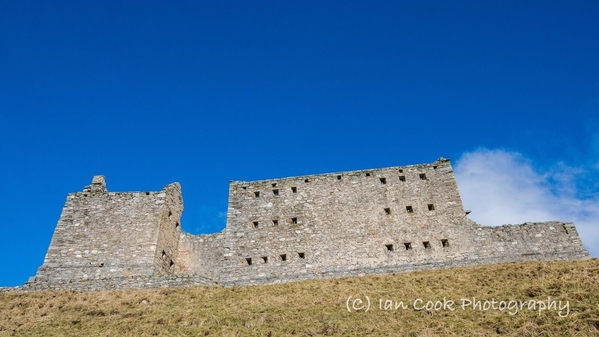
[21,158,589,291]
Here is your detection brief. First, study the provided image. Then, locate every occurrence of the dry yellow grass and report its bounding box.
[1,259,598,336]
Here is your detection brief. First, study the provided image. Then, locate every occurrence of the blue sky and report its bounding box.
[1,1,598,287]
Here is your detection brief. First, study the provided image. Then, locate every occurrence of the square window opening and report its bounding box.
[441,239,449,248]
[433,166,437,169]
[280,254,287,261]
[254,191,260,198]
[398,169,403,173]
[272,183,277,187]
[291,217,298,224]
[145,192,150,196]
[291,186,297,193]
[365,172,371,177]
[272,219,278,226]
[337,175,342,180]
[384,208,391,215]
[273,189,279,196]
[419,173,427,180]
[423,241,431,249]
[305,179,310,183]
[399,176,406,182]
[406,206,414,213]
[385,244,394,251]
[253,221,259,228]
[380,178,386,185]
[298,252,305,259]
[428,204,435,211]
[246,258,252,265]
[242,186,247,190]
[404,242,412,250]
[262,256,268,263]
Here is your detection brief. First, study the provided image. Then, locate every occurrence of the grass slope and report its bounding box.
[1,259,598,336]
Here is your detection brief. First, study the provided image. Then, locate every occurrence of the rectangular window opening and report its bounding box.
[419,173,427,180]
[427,204,435,211]
[398,169,403,173]
[406,206,413,213]
[242,186,247,190]
[291,217,298,224]
[385,244,394,251]
[254,191,260,198]
[399,176,406,182]
[253,221,259,228]
[380,178,386,185]
[291,186,297,193]
[272,183,277,187]
[423,241,431,249]
[384,208,391,215]
[273,189,279,196]
[337,175,342,180]
[365,172,371,177]
[433,166,438,169]
[304,179,310,183]
[298,252,305,259]
[280,254,287,261]
[262,256,268,263]
[272,219,278,226]
[246,258,252,265]
[404,242,412,250]
[441,239,449,248]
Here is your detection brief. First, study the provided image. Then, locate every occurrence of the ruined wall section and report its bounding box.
[35,176,181,283]
[153,183,184,274]
[471,221,589,262]
[200,158,481,284]
[176,233,225,280]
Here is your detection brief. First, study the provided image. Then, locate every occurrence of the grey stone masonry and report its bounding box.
[34,176,183,285]
[14,158,588,292]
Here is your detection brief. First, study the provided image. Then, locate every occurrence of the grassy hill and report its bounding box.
[1,259,598,336]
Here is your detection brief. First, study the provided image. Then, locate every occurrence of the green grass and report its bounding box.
[1,259,598,336]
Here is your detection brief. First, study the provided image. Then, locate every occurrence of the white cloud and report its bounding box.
[454,149,599,257]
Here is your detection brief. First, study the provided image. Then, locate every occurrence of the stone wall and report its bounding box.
[153,182,184,274]
[472,222,588,260]
[22,158,589,292]
[2,274,217,293]
[34,176,183,284]
[181,158,476,284]
[175,233,224,280]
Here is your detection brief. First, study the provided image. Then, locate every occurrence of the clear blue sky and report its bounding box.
[1,1,598,286]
